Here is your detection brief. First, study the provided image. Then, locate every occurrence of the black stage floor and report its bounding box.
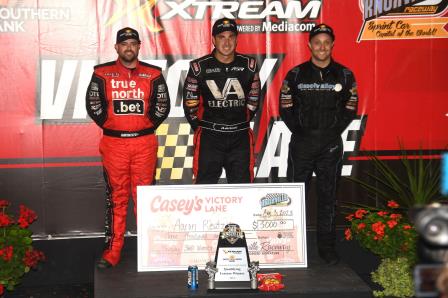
[94,249,372,298]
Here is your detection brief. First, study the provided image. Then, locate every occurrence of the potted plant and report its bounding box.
[0,200,45,296]
[345,200,417,297]
[344,149,444,297]
[349,149,441,209]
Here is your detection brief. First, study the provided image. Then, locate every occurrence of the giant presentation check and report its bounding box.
[137,183,306,271]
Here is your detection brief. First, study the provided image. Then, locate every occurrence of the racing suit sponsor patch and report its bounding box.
[113,99,144,115]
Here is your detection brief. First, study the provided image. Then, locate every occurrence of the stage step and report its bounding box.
[94,249,371,298]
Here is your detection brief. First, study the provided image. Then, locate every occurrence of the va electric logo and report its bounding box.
[105,0,322,33]
[206,78,246,108]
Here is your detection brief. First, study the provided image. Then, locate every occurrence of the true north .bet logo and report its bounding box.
[113,99,144,115]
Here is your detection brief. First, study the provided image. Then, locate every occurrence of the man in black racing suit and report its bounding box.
[183,18,260,184]
[279,24,358,265]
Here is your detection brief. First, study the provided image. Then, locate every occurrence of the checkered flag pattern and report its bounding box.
[155,119,194,183]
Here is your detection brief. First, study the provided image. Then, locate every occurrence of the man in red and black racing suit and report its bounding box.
[279,24,358,265]
[86,27,170,268]
[182,18,260,184]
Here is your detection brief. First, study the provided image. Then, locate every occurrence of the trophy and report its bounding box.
[205,261,218,289]
[208,223,256,290]
[248,261,260,290]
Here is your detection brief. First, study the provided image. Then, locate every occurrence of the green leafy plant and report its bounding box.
[343,148,444,297]
[0,200,45,295]
[345,201,417,298]
[345,200,417,262]
[348,150,441,209]
[371,257,414,298]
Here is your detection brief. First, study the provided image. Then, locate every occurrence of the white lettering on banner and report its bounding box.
[73,60,96,119]
[40,60,96,120]
[340,120,362,176]
[262,21,316,33]
[256,120,362,178]
[257,121,291,178]
[258,59,277,92]
[161,0,321,20]
[0,7,70,33]
[0,7,70,20]
[39,58,277,119]
[165,59,190,117]
[40,60,77,120]
[0,21,24,32]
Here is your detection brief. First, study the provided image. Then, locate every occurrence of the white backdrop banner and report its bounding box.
[137,183,307,271]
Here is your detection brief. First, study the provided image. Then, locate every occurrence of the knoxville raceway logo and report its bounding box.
[106,0,322,33]
[357,0,448,41]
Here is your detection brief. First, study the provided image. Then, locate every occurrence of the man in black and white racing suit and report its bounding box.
[279,24,359,265]
[183,17,260,184]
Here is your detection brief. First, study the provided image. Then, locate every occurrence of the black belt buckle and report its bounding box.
[103,127,154,138]
[200,121,249,132]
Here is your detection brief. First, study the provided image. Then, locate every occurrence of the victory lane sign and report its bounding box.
[136,183,307,272]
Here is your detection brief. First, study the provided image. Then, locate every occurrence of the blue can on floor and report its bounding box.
[187,265,198,289]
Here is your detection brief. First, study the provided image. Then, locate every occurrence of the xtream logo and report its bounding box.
[160,0,321,20]
[105,0,322,33]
